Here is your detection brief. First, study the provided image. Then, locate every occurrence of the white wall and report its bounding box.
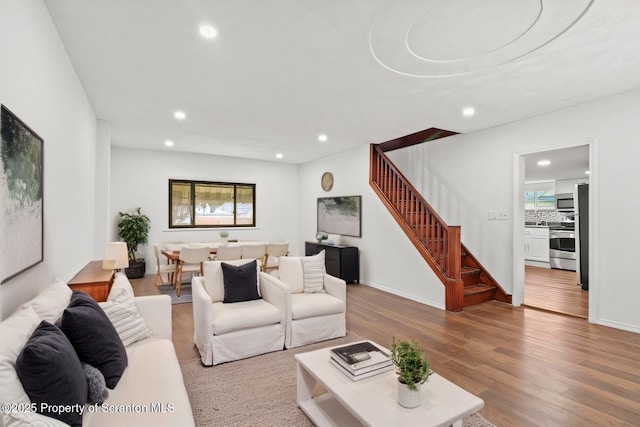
[2,1,637,336]
[0,0,97,319]
[109,147,300,272]
[93,120,111,257]
[388,89,640,333]
[299,146,446,309]
[300,90,640,333]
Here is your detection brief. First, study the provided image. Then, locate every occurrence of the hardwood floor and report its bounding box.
[133,275,199,360]
[130,275,640,427]
[524,265,588,318]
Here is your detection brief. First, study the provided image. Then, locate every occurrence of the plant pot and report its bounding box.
[219,236,228,246]
[125,260,146,279]
[397,381,422,408]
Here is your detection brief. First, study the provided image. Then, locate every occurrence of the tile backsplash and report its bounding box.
[525,210,569,223]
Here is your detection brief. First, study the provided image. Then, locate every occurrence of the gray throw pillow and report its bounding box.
[82,363,109,404]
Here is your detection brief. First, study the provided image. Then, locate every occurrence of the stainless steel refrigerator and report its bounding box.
[575,184,589,290]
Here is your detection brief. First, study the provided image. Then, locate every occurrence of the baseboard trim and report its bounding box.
[595,318,640,334]
[356,281,445,311]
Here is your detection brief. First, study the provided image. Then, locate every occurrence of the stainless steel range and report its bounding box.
[549,224,576,271]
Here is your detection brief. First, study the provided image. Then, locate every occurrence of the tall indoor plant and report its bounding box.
[390,337,431,408]
[117,207,150,279]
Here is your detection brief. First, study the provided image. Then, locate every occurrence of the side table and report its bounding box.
[68,260,115,302]
[305,242,359,283]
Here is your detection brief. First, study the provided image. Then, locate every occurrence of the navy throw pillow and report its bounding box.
[16,321,87,427]
[59,291,128,389]
[222,260,261,303]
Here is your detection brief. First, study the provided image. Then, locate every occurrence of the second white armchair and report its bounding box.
[270,251,346,348]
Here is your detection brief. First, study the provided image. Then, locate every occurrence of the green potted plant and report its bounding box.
[117,207,151,279]
[390,337,431,408]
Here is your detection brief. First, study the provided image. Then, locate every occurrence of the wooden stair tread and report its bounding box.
[371,143,510,311]
[463,283,497,307]
[461,266,481,275]
[463,283,496,294]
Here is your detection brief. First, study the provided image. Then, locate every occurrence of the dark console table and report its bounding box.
[305,241,359,283]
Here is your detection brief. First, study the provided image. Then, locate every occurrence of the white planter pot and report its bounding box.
[397,381,422,408]
[219,236,228,246]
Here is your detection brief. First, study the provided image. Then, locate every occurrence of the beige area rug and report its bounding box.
[180,334,496,427]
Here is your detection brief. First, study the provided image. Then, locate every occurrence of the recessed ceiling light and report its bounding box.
[318,134,328,143]
[165,140,174,147]
[174,110,186,120]
[537,160,551,166]
[585,170,590,175]
[462,107,475,117]
[199,25,218,39]
[275,153,283,159]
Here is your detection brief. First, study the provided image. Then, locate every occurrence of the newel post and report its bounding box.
[446,226,461,279]
[445,226,463,312]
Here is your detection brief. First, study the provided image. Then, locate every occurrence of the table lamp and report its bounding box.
[103,242,129,272]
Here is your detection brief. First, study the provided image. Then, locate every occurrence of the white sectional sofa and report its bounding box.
[0,274,194,427]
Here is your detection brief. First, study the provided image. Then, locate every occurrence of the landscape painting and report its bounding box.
[317,196,361,237]
[1,105,43,284]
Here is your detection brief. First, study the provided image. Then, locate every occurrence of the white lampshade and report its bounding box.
[103,242,129,271]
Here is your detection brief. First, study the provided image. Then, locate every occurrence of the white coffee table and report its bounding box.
[295,341,484,427]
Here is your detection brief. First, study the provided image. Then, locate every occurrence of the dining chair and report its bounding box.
[187,242,210,248]
[264,242,289,273]
[215,245,243,261]
[154,244,175,286]
[176,246,211,297]
[160,241,184,251]
[241,243,267,269]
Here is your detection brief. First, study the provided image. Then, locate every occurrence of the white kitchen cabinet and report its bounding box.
[525,227,550,266]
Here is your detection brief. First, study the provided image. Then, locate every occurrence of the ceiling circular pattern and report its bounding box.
[369,0,595,77]
[407,1,541,62]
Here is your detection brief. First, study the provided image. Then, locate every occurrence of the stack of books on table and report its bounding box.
[329,341,393,381]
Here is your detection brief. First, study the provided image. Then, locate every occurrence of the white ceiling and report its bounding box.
[44,0,640,164]
[524,145,589,182]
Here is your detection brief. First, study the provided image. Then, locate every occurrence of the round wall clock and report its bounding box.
[321,172,334,192]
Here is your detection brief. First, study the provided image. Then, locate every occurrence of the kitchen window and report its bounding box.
[169,179,255,228]
[524,182,555,210]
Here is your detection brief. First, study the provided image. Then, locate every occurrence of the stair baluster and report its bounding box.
[369,144,511,311]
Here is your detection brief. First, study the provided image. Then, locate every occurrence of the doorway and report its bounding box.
[518,143,591,319]
[524,265,587,317]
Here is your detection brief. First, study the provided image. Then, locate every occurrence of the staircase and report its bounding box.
[369,143,511,311]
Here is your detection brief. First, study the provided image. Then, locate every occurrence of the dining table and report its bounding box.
[161,241,268,287]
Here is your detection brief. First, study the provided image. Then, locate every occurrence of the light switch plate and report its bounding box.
[488,211,498,220]
[498,211,509,220]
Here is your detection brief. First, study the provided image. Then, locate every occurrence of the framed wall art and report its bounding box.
[1,105,44,284]
[317,195,361,237]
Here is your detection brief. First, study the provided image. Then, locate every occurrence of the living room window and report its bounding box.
[169,180,256,228]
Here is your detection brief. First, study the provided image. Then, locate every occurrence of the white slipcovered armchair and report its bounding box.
[192,259,287,366]
[271,252,346,348]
